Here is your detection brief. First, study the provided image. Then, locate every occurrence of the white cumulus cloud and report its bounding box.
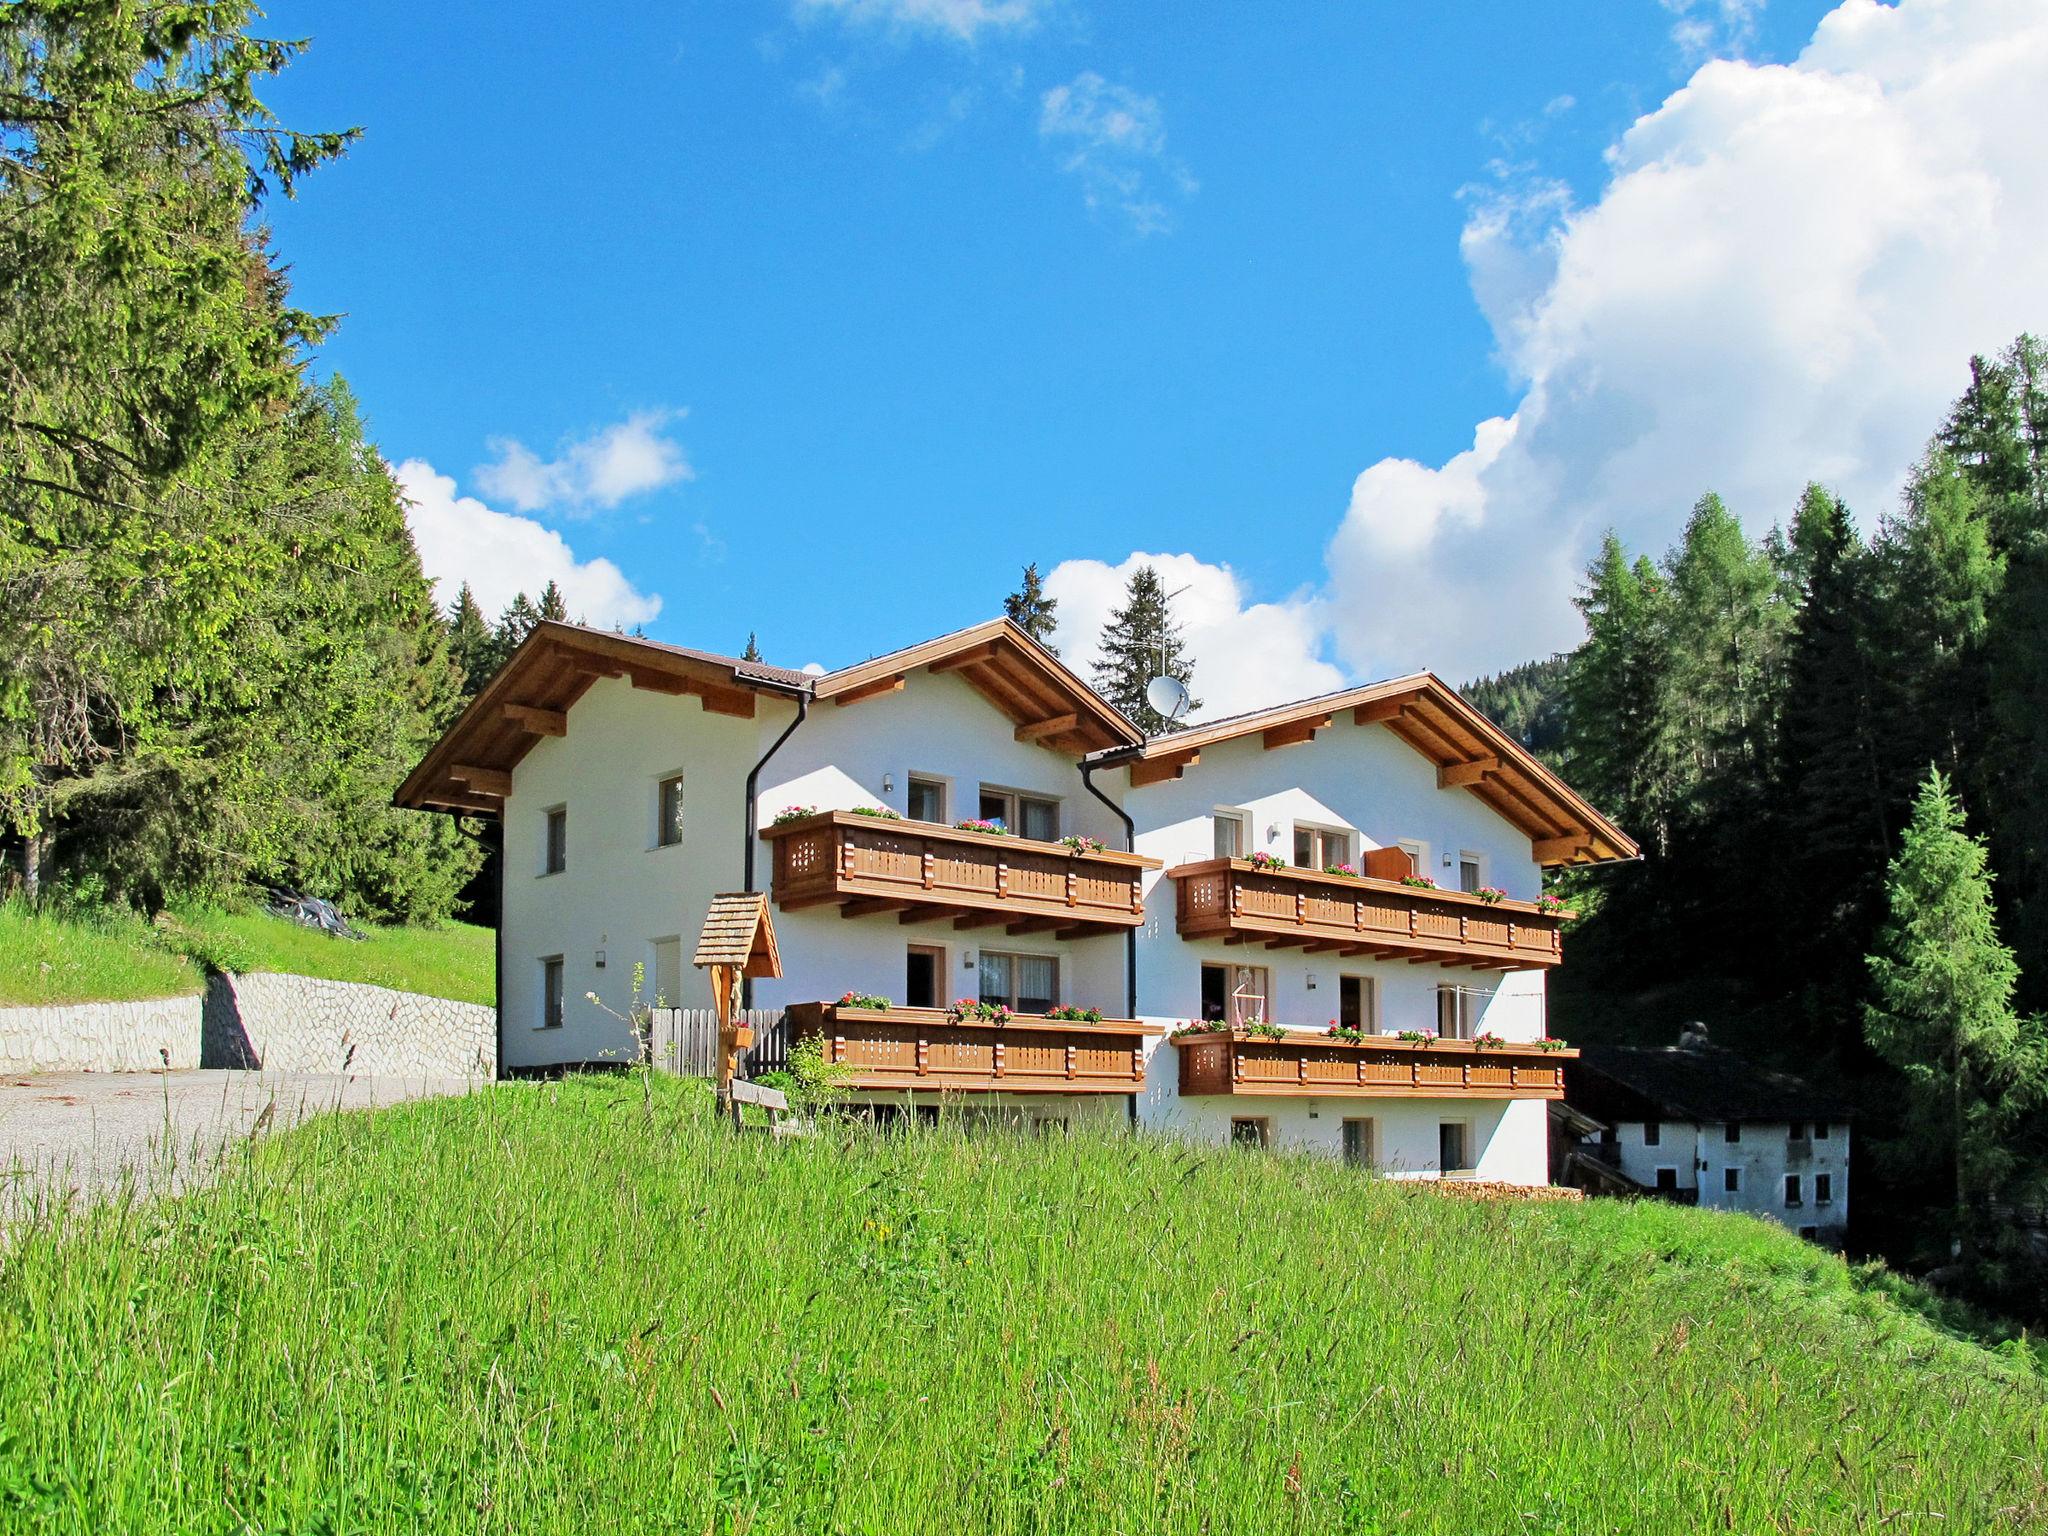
[1039,72,1196,235]
[475,409,693,516]
[395,459,663,630]
[794,0,1047,44]
[1042,552,1344,722]
[1326,0,2048,682]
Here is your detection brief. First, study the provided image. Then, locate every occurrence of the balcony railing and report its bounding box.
[1170,858,1567,969]
[786,1001,1162,1094]
[1172,1026,1576,1100]
[763,811,1158,936]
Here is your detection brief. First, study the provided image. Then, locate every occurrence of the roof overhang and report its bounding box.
[813,618,1142,756]
[394,623,809,816]
[1088,674,1637,868]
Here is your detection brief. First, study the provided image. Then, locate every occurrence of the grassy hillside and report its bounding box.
[0,1078,2040,1534]
[0,900,494,1007]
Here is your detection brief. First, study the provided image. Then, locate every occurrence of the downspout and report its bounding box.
[491,816,506,1080]
[741,686,812,1007]
[1079,757,1140,1126]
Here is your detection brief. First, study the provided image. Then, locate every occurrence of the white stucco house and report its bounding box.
[397,617,1637,1184]
[1563,1028,1853,1243]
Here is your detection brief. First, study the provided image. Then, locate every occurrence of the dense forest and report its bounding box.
[0,3,479,921]
[1461,336,2048,1310]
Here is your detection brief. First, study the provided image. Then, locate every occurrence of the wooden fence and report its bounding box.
[647,1008,792,1081]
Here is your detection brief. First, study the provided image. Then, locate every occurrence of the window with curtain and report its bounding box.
[979,951,1058,1013]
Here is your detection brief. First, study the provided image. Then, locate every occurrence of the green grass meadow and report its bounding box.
[0,1076,2041,1534]
[0,900,493,1007]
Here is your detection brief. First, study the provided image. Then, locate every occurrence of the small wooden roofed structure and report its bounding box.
[693,891,782,979]
[394,622,812,816]
[811,618,1141,756]
[1087,673,1637,869]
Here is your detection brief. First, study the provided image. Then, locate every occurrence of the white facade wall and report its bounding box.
[497,666,1567,1182]
[1608,1117,1851,1237]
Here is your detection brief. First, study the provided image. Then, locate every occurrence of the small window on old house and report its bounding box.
[1654,1167,1679,1192]
[1231,1118,1271,1150]
[1458,854,1482,894]
[1214,809,1249,859]
[1439,1121,1471,1173]
[907,775,947,823]
[1643,1120,1662,1147]
[540,957,565,1030]
[657,775,685,848]
[543,806,567,874]
[1784,1174,1803,1207]
[1725,1122,1740,1143]
[1814,1173,1833,1205]
[1724,1167,1741,1193]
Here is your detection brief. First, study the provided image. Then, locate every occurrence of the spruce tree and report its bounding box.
[1562,534,1670,851]
[445,584,497,698]
[1092,566,1198,734]
[536,581,570,623]
[1005,563,1060,653]
[742,632,763,663]
[1865,769,2041,1269]
[496,592,542,655]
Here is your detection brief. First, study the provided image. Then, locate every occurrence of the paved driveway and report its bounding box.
[0,1069,476,1215]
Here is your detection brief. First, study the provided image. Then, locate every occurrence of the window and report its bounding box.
[542,806,567,875]
[1213,809,1248,859]
[540,957,565,1030]
[1293,824,1352,870]
[1798,1225,1818,1240]
[656,775,685,848]
[652,937,682,1008]
[1342,1118,1375,1168]
[1724,1166,1741,1193]
[1814,1173,1833,1205]
[1788,1122,1806,1141]
[905,944,944,1009]
[1200,963,1269,1025]
[1812,1122,1829,1141]
[1230,1118,1270,1149]
[1457,853,1482,894]
[1435,984,1491,1040]
[1654,1167,1679,1192]
[907,775,947,824]
[1338,975,1376,1033]
[1397,839,1428,879]
[1784,1174,1803,1208]
[1643,1120,1663,1147]
[1725,1121,1741,1144]
[979,951,1057,1014]
[979,786,1058,841]
[1438,1121,1471,1173]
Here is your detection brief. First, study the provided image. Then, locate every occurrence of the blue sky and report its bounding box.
[261,0,2046,713]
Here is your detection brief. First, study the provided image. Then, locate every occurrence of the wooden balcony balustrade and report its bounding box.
[786,1002,1163,1094]
[1173,1028,1576,1101]
[1170,858,1567,969]
[762,811,1159,937]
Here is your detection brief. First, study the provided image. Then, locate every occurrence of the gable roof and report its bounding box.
[1569,1044,1853,1124]
[395,622,809,814]
[814,617,1141,754]
[1085,674,1636,867]
[693,892,781,978]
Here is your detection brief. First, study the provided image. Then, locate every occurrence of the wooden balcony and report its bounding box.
[1173,1028,1576,1100]
[763,811,1159,936]
[1170,858,1567,969]
[787,1002,1163,1095]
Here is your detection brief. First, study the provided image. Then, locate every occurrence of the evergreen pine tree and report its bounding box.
[1562,534,1670,851]
[1092,566,1198,734]
[536,581,570,623]
[1005,563,1060,653]
[742,632,763,663]
[1865,769,2042,1270]
[496,592,542,655]
[445,584,498,698]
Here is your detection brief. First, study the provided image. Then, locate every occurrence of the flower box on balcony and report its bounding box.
[1171,1025,1576,1100]
[786,1000,1163,1095]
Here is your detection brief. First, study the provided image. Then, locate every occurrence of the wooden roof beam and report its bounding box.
[928,641,1002,675]
[503,703,567,737]
[1437,754,1499,789]
[1263,713,1333,751]
[1532,832,1595,865]
[1353,696,1414,726]
[1005,916,1064,935]
[1129,748,1199,788]
[448,764,512,798]
[1015,712,1080,743]
[841,897,908,919]
[834,674,905,708]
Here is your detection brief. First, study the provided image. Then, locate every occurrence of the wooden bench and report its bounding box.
[725,1077,798,1136]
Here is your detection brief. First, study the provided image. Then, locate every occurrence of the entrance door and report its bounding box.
[905,945,944,1009]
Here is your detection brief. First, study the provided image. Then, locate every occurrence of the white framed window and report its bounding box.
[540,956,565,1029]
[1457,851,1484,894]
[1213,808,1249,859]
[1293,823,1352,870]
[1200,962,1269,1026]
[542,806,567,875]
[1397,839,1429,879]
[1231,1117,1271,1150]
[907,774,947,824]
[1338,975,1377,1032]
[1435,983,1492,1040]
[978,950,1057,1013]
[656,774,685,848]
[978,785,1059,841]
[1341,1118,1375,1168]
[1438,1120,1472,1173]
[652,937,682,1007]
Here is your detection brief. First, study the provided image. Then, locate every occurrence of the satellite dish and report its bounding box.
[1145,674,1192,723]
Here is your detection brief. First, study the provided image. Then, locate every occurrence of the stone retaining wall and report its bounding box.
[1,973,495,1079]
[0,993,204,1074]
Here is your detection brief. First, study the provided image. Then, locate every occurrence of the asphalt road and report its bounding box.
[0,1069,476,1215]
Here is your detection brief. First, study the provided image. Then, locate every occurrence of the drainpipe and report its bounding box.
[491,817,506,1080]
[741,686,811,1007]
[1079,758,1140,1127]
